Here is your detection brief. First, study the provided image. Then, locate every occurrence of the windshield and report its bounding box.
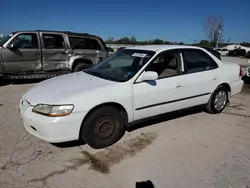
[0,33,13,46]
[85,49,155,82]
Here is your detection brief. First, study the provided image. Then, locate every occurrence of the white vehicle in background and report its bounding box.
[19,45,244,149]
[216,48,229,56]
[220,49,229,56]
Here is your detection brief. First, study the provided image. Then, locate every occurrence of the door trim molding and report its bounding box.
[135,92,211,110]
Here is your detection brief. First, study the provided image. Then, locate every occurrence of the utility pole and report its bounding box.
[216,23,222,48]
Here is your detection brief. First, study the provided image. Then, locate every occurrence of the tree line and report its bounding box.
[105,36,250,48]
[105,36,184,45]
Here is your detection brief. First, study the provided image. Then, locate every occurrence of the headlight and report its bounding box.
[32,104,74,117]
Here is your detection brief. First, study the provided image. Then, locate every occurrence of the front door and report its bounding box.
[40,32,69,71]
[1,32,41,73]
[133,50,187,120]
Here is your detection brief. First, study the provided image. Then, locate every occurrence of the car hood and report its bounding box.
[23,72,115,105]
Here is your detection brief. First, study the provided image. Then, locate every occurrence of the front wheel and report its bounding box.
[80,106,125,149]
[205,86,228,114]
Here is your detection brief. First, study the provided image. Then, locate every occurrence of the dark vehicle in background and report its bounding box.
[117,47,125,51]
[107,47,115,56]
[0,30,108,79]
[200,46,221,60]
[107,47,114,52]
[228,48,246,57]
[245,51,250,58]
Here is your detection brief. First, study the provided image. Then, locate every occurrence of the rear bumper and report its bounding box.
[230,79,244,96]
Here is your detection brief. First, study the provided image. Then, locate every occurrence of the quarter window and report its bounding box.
[12,33,38,49]
[42,34,65,49]
[88,39,102,50]
[69,37,102,50]
[182,49,218,73]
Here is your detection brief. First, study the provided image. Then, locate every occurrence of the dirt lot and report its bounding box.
[0,76,250,188]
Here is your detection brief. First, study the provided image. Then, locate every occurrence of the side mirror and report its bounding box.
[7,42,15,49]
[137,71,158,82]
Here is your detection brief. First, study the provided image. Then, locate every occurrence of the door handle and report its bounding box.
[176,84,184,88]
[213,77,218,80]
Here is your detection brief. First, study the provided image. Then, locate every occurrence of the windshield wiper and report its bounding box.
[87,70,118,81]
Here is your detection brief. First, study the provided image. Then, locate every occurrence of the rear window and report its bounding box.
[69,36,102,50]
[69,37,87,49]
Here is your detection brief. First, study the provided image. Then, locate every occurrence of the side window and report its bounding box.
[182,49,217,74]
[42,34,65,49]
[69,37,87,49]
[146,51,181,79]
[12,33,38,49]
[88,39,102,50]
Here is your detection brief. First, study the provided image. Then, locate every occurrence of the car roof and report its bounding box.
[11,30,100,38]
[125,45,205,52]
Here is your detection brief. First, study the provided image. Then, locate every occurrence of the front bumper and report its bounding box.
[19,102,86,143]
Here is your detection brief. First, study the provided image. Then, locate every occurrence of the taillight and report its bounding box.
[239,67,243,77]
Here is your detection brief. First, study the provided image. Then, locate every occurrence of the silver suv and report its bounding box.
[0,30,108,79]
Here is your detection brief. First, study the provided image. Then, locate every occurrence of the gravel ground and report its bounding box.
[0,75,250,188]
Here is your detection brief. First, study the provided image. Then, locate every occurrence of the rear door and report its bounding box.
[176,48,220,107]
[40,32,70,71]
[69,36,108,65]
[1,32,41,73]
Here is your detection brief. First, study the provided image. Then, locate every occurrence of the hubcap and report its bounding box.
[214,91,227,111]
[93,116,115,140]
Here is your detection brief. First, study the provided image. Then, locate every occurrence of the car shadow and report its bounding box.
[127,106,203,132]
[52,107,203,148]
[0,78,45,86]
[136,180,155,188]
[51,139,86,148]
[242,75,250,84]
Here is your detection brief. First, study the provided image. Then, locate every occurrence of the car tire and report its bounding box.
[73,63,91,72]
[205,86,228,114]
[81,106,125,149]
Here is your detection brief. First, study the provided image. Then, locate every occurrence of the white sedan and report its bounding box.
[19,45,244,149]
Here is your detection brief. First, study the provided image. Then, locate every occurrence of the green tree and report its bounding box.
[117,37,130,44]
[130,36,136,44]
[203,15,224,47]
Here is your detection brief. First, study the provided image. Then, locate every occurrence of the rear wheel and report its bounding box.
[205,86,228,114]
[81,106,125,149]
[73,63,91,72]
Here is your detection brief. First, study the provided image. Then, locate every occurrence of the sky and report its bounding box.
[1,0,250,43]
